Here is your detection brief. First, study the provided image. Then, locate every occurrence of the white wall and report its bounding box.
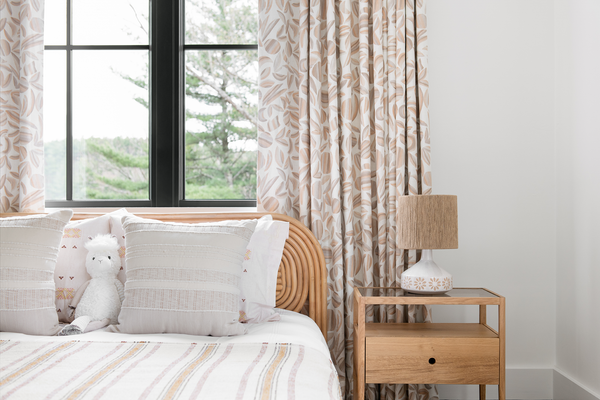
[428,1,557,398]
[554,0,600,397]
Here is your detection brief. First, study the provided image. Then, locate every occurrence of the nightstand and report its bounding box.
[353,287,505,400]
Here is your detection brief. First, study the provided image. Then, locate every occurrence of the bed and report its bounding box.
[0,211,341,400]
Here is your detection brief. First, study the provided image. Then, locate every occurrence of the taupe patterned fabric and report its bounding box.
[0,0,46,212]
[257,0,436,398]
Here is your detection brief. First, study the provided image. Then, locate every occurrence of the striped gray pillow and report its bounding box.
[1,210,73,335]
[115,215,257,336]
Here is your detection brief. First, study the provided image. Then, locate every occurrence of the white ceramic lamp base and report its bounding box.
[400,250,453,294]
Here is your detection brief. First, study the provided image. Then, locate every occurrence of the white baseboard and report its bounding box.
[553,369,600,400]
[437,368,600,400]
[437,368,553,399]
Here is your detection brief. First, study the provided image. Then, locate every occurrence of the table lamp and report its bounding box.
[398,195,458,294]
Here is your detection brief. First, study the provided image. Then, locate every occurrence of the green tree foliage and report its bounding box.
[80,137,148,199]
[45,138,148,200]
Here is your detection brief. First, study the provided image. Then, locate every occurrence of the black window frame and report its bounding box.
[44,0,258,208]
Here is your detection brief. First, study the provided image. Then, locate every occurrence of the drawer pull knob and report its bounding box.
[428,358,436,365]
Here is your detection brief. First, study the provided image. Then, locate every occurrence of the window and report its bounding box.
[44,0,258,208]
[184,1,258,201]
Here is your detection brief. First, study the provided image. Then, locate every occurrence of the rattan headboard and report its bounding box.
[1,211,328,340]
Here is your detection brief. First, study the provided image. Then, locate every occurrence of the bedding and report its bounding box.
[54,213,112,322]
[0,210,73,336]
[0,310,341,400]
[55,209,131,323]
[0,211,334,399]
[57,211,288,326]
[116,215,258,336]
[42,211,329,338]
[239,215,289,323]
[107,209,130,286]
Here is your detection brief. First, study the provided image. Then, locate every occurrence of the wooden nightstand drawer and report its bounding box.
[366,336,499,385]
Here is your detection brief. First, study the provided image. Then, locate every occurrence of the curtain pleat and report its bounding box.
[257,0,435,398]
[0,0,46,212]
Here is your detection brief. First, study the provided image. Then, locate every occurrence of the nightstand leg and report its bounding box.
[499,297,506,400]
[479,305,487,325]
[353,294,365,400]
[354,371,364,400]
[479,305,488,400]
[352,350,365,400]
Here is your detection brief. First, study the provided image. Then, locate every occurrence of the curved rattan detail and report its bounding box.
[1,211,328,340]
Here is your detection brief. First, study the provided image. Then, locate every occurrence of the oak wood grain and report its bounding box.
[499,296,506,400]
[365,323,498,339]
[361,296,501,305]
[366,337,500,385]
[353,288,366,400]
[353,287,505,400]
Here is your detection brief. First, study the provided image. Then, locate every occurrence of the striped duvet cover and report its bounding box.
[0,340,341,400]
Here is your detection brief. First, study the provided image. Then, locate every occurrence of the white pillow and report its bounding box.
[54,209,130,322]
[1,210,73,335]
[239,215,289,323]
[107,208,131,285]
[109,212,288,324]
[114,215,257,336]
[54,214,111,322]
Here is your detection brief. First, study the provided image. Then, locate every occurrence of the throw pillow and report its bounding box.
[239,215,289,323]
[114,215,257,336]
[54,209,129,322]
[107,208,131,285]
[0,210,73,335]
[54,214,111,322]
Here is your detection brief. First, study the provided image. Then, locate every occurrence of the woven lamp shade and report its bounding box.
[397,195,458,249]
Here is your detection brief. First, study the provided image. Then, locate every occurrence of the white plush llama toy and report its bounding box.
[59,234,124,335]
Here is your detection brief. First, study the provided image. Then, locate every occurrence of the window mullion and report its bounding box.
[151,0,182,207]
[65,0,73,201]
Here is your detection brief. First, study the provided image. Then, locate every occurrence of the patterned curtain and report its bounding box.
[257,0,436,399]
[0,0,46,212]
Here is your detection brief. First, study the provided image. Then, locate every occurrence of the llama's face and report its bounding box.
[85,249,121,278]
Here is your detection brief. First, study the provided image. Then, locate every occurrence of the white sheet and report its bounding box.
[0,309,331,360]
